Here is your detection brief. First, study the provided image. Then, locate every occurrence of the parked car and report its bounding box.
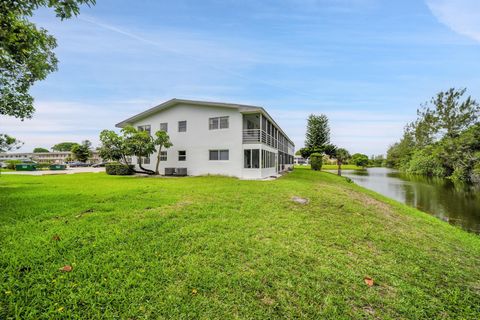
[92,162,108,167]
[67,161,90,167]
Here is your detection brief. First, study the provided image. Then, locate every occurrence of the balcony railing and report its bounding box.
[243,129,294,152]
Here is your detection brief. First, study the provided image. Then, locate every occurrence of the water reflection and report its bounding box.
[338,168,480,234]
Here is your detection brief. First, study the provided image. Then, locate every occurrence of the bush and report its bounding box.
[5,160,22,170]
[105,162,134,175]
[310,153,323,171]
[405,148,445,177]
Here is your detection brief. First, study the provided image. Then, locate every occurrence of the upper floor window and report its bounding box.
[160,122,168,132]
[137,125,151,135]
[178,121,187,132]
[209,116,229,130]
[209,150,229,161]
[178,150,186,161]
[160,151,167,161]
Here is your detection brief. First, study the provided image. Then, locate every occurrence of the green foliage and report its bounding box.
[0,1,95,120]
[105,162,134,176]
[387,88,480,183]
[1,168,479,318]
[309,153,323,171]
[0,134,22,152]
[351,153,369,168]
[153,130,173,175]
[98,130,128,163]
[71,140,92,162]
[5,160,21,170]
[405,147,446,177]
[52,142,79,152]
[305,114,330,150]
[33,147,49,153]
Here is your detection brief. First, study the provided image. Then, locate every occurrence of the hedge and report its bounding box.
[105,162,134,175]
[310,153,323,171]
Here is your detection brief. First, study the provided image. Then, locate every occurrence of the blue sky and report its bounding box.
[2,0,480,154]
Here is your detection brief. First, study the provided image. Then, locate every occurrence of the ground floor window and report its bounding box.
[244,149,259,168]
[178,150,186,161]
[138,157,150,165]
[262,150,276,168]
[209,149,229,160]
[160,151,167,161]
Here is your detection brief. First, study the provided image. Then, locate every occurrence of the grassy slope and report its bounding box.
[0,168,479,319]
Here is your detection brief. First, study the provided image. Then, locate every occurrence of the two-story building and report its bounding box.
[116,99,295,179]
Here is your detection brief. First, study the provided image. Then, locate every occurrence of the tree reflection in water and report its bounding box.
[340,168,480,234]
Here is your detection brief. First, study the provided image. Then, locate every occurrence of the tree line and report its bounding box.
[386,88,480,184]
[297,114,376,174]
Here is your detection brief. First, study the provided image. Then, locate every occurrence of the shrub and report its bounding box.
[5,160,21,170]
[310,153,323,171]
[405,148,445,177]
[105,162,134,175]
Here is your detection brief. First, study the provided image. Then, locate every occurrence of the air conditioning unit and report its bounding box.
[165,168,175,176]
[176,168,187,176]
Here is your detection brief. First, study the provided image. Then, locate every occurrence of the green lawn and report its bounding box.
[1,168,479,319]
[322,164,365,170]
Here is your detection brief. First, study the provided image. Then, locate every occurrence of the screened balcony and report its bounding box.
[242,113,294,153]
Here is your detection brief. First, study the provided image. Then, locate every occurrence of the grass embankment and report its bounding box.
[322,164,365,170]
[1,168,479,319]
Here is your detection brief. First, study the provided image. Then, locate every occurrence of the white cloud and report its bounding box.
[426,0,480,42]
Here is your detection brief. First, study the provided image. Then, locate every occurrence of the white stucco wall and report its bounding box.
[130,103,244,177]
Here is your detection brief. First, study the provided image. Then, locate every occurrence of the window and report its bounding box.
[209,116,229,130]
[160,151,167,161]
[244,150,251,168]
[261,150,276,168]
[160,122,168,132]
[138,157,150,164]
[209,150,229,160]
[137,125,151,135]
[178,121,187,132]
[244,149,259,168]
[178,150,186,161]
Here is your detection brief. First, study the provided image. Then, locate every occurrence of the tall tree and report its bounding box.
[305,114,330,150]
[0,0,95,149]
[52,142,79,152]
[71,140,92,162]
[153,131,173,175]
[418,88,480,139]
[33,147,49,153]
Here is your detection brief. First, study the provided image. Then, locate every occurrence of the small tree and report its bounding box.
[333,148,350,176]
[98,130,129,164]
[153,131,173,175]
[310,153,323,171]
[33,147,49,153]
[122,126,156,174]
[351,153,369,168]
[71,140,92,162]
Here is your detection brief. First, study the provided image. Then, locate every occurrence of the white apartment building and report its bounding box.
[116,99,295,179]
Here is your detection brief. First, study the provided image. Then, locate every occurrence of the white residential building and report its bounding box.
[116,99,295,179]
[0,151,101,164]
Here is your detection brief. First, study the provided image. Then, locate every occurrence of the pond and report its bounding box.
[337,167,480,234]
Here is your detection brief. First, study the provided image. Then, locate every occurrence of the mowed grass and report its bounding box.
[1,168,479,319]
[322,164,365,170]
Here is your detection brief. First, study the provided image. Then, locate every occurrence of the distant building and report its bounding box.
[0,151,101,164]
[294,155,308,165]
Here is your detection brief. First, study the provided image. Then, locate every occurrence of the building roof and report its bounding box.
[115,98,294,145]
